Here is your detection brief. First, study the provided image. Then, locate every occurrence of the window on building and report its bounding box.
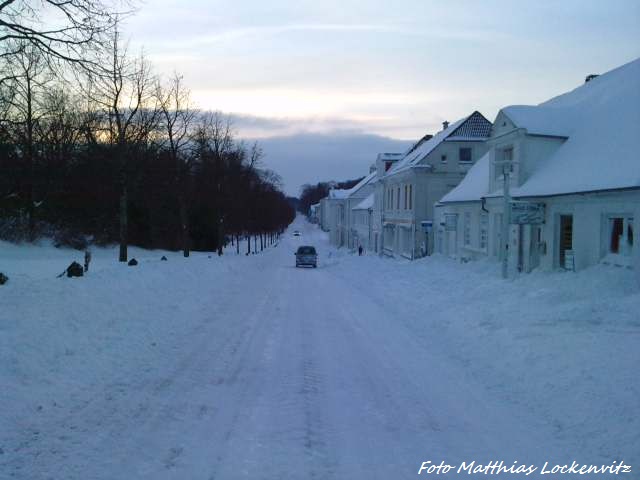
[609,217,634,256]
[459,148,472,163]
[502,147,514,162]
[404,185,408,209]
[396,187,400,210]
[479,213,488,250]
[463,212,471,246]
[408,184,413,210]
[441,154,447,163]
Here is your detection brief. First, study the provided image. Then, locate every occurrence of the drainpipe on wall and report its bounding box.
[412,217,418,260]
[502,168,511,279]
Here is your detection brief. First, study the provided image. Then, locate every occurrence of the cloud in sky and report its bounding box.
[251,131,411,197]
[122,0,640,194]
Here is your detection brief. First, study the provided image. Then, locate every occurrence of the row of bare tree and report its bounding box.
[0,1,294,259]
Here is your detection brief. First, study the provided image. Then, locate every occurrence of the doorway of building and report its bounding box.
[559,215,573,268]
[529,225,542,271]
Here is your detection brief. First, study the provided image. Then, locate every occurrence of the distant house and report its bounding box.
[319,197,330,232]
[352,193,374,252]
[435,58,640,273]
[371,153,404,254]
[308,203,320,223]
[381,111,492,259]
[344,169,377,250]
[322,170,379,250]
[325,188,351,247]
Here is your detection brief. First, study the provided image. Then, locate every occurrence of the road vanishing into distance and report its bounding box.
[4,218,571,480]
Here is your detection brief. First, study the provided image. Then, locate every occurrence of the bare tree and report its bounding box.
[0,40,53,238]
[0,0,123,67]
[157,73,196,257]
[86,25,158,261]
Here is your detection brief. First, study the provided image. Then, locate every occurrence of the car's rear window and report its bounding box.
[297,246,316,254]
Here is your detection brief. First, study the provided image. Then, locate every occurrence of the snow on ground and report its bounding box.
[1,220,638,479]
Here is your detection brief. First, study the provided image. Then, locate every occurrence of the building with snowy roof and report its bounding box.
[351,193,375,252]
[435,58,640,274]
[371,153,405,253]
[379,111,492,259]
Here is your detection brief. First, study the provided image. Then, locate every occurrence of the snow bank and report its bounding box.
[330,252,640,466]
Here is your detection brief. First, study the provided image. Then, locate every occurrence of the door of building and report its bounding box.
[559,215,573,268]
[529,225,542,271]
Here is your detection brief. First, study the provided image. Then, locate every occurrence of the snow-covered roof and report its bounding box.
[515,58,640,197]
[440,152,491,203]
[501,106,572,138]
[327,171,376,200]
[346,171,377,198]
[388,111,491,176]
[353,193,374,210]
[377,152,404,161]
[328,188,351,200]
[441,58,640,201]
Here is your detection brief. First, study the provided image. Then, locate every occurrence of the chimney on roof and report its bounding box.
[442,121,449,130]
[585,74,599,83]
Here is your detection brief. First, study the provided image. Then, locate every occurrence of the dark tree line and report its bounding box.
[298,177,364,215]
[0,3,294,258]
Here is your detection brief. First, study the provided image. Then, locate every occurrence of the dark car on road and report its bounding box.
[295,246,317,268]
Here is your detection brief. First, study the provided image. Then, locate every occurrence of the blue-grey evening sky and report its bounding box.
[123,0,640,195]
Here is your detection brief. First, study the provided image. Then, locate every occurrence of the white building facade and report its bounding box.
[381,112,492,259]
[436,59,640,274]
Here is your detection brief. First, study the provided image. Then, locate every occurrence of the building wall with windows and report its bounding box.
[382,139,490,259]
[351,205,373,252]
[531,191,639,271]
[437,178,639,275]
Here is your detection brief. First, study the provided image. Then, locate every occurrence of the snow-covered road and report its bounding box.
[2,219,638,479]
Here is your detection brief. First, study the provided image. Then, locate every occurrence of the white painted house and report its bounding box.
[319,197,331,232]
[345,169,377,250]
[371,153,404,254]
[381,112,492,259]
[435,58,640,274]
[352,193,374,252]
[308,203,320,223]
[325,188,350,247]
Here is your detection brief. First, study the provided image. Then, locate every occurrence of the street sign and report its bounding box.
[510,201,545,224]
[421,220,433,233]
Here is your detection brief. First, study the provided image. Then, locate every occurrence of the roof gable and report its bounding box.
[388,111,491,175]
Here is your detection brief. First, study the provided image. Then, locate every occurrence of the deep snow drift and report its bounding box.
[1,221,638,479]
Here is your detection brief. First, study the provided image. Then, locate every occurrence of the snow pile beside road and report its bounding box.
[0,240,264,476]
[331,252,640,466]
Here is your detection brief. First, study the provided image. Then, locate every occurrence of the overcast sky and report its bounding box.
[122,0,640,195]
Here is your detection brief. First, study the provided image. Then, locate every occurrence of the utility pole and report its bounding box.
[501,163,512,279]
